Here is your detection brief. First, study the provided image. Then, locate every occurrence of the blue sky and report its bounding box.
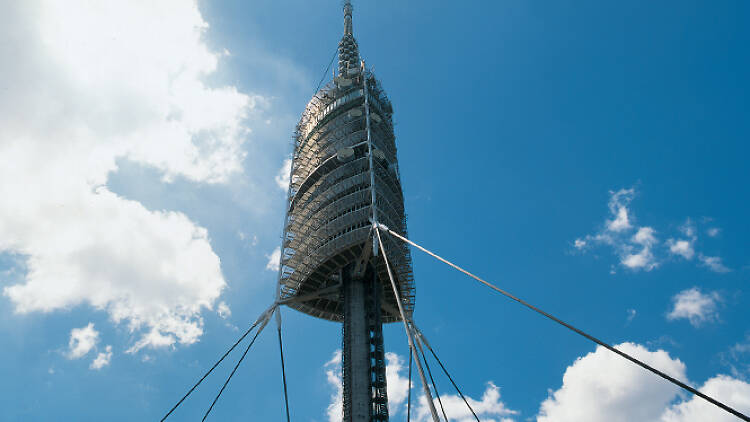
[0,1,749,421]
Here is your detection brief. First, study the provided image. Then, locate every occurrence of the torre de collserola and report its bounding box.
[276,1,414,420]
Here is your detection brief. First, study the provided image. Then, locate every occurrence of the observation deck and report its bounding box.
[278,67,414,323]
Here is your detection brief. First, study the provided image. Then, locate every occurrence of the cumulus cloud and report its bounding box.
[0,1,255,351]
[538,342,686,422]
[662,376,750,421]
[324,350,344,422]
[706,227,720,237]
[538,342,750,422]
[275,157,292,191]
[385,352,412,415]
[414,382,517,422]
[574,191,728,274]
[266,247,281,272]
[67,323,100,359]
[667,288,721,327]
[90,345,113,370]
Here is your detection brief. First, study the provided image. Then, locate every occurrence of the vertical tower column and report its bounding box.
[342,263,389,421]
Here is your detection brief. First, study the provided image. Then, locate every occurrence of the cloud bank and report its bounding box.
[538,342,750,422]
[0,0,257,351]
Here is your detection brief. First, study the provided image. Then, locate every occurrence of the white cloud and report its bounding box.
[324,350,343,422]
[626,308,637,323]
[668,239,695,260]
[538,342,750,422]
[699,254,730,273]
[707,227,720,237]
[633,227,656,245]
[620,251,651,270]
[621,249,657,271]
[680,219,697,238]
[667,220,697,260]
[0,1,254,351]
[606,188,635,232]
[217,301,231,319]
[275,157,292,191]
[414,382,517,422]
[661,376,750,421]
[90,345,113,370]
[385,352,412,415]
[575,189,660,272]
[538,343,686,422]
[608,207,631,232]
[67,323,100,359]
[621,227,659,271]
[667,288,721,327]
[266,247,281,272]
[573,191,730,274]
[724,336,750,379]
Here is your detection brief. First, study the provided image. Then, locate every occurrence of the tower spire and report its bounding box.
[343,0,353,36]
[338,0,360,75]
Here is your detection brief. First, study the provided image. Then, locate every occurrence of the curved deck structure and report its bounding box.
[278,69,414,323]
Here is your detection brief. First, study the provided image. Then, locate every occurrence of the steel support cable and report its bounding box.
[202,312,273,421]
[414,328,480,422]
[276,309,292,422]
[415,334,449,422]
[160,305,275,422]
[407,350,413,422]
[375,223,750,422]
[374,226,441,422]
[315,48,338,93]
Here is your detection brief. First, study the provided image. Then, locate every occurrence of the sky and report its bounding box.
[0,0,749,421]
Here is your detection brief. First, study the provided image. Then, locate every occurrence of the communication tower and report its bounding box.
[276,1,413,420]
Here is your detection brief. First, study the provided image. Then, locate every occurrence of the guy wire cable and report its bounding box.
[202,311,272,421]
[276,308,292,422]
[414,327,480,422]
[415,331,449,422]
[375,223,750,422]
[160,305,275,421]
[375,226,441,422]
[407,350,413,422]
[315,48,338,93]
